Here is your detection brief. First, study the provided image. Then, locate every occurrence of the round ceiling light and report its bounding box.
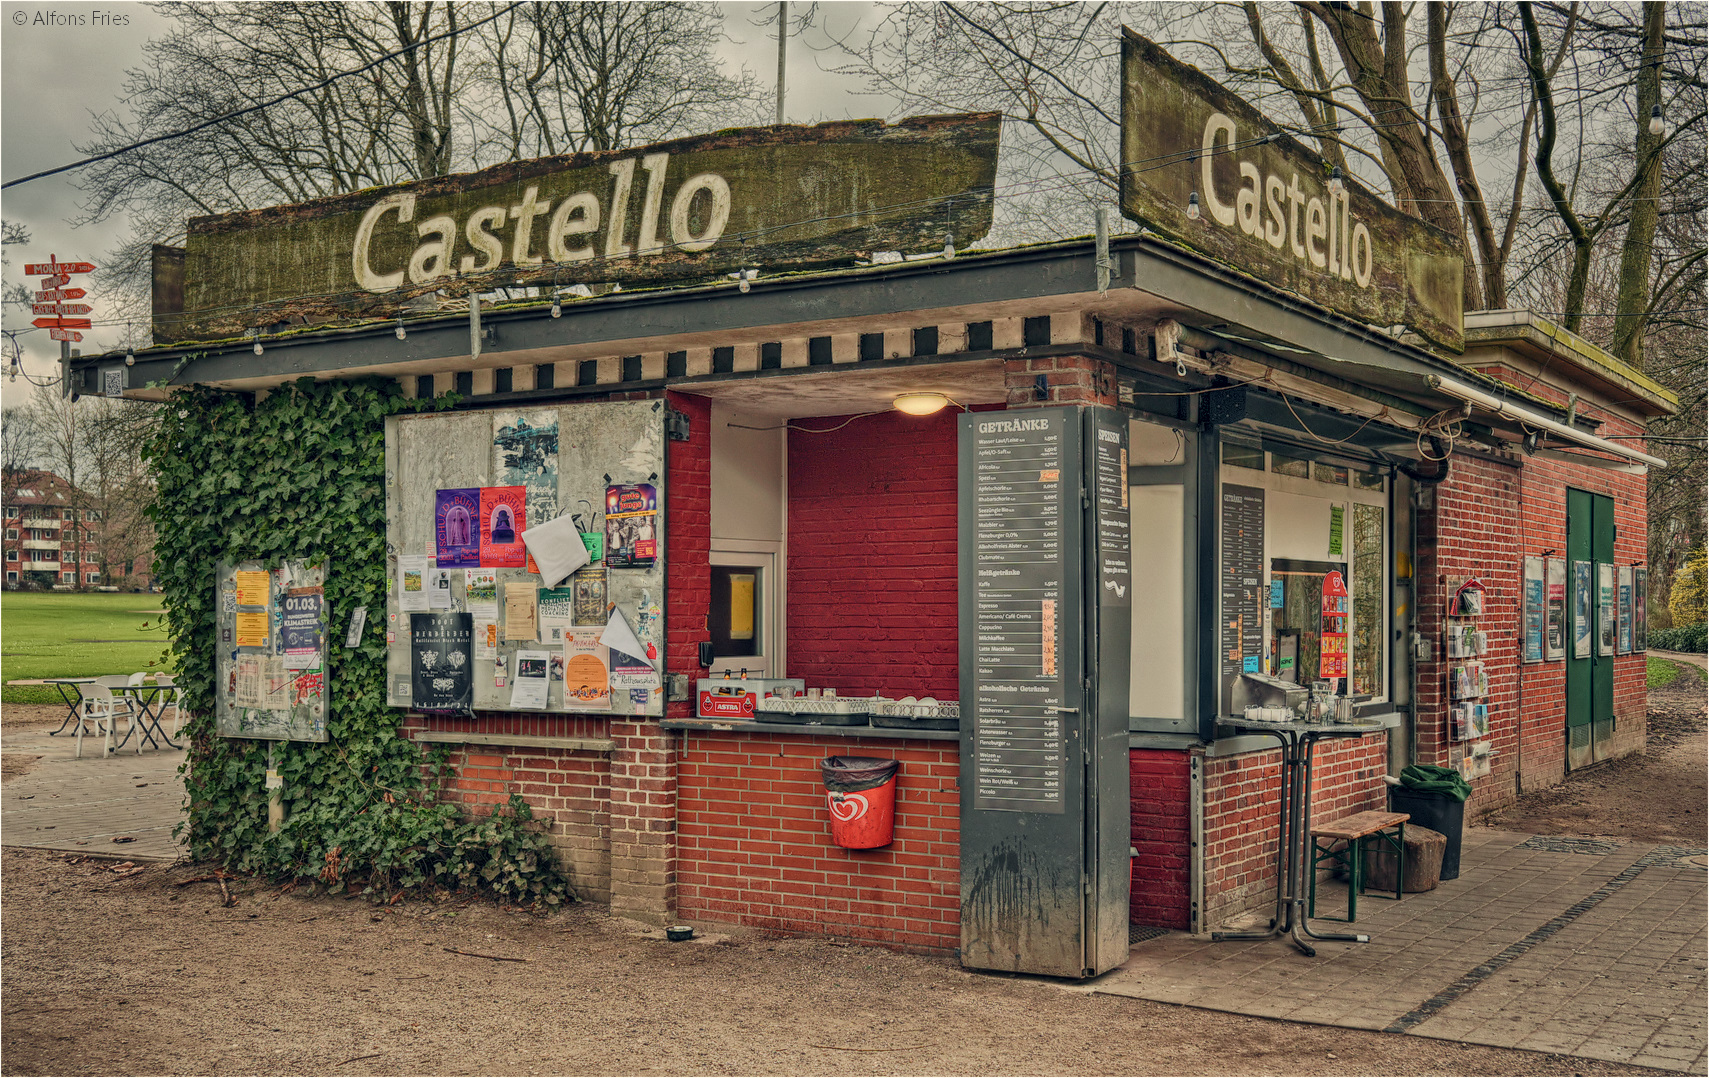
[893,392,950,416]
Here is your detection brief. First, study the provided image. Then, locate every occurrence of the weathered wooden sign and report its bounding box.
[1119,30,1463,352]
[160,114,1000,342]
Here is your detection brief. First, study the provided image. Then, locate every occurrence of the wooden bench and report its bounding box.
[1309,810,1409,923]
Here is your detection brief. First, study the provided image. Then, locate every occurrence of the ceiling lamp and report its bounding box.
[893,392,951,416]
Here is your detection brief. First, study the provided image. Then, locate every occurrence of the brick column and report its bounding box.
[607,720,677,924]
[1003,355,1120,408]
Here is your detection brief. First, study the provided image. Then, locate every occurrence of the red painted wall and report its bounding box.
[675,730,961,952]
[786,410,960,699]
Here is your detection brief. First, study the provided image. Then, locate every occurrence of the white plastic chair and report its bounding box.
[154,674,183,738]
[76,677,137,758]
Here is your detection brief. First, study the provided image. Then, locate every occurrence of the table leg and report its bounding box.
[1213,730,1293,945]
[47,683,82,736]
[1294,735,1369,947]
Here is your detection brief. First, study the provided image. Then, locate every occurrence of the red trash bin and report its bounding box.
[819,756,900,849]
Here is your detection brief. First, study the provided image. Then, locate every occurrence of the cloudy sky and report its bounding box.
[0,1,887,406]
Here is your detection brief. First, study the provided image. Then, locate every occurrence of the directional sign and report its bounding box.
[47,328,83,342]
[31,303,93,317]
[35,288,86,302]
[24,260,95,276]
[32,317,92,329]
[37,274,69,288]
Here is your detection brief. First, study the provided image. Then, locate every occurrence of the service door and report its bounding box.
[1565,489,1615,769]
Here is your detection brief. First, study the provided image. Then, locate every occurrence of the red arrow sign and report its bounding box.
[47,328,83,342]
[37,274,69,288]
[24,261,95,276]
[32,303,93,316]
[35,288,87,301]
[32,317,92,329]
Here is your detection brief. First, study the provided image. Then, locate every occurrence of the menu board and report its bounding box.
[1093,416,1131,608]
[968,412,1069,814]
[1220,484,1265,711]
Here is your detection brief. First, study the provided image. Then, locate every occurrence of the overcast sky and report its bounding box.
[0,1,888,407]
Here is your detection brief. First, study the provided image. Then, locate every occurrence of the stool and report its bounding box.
[1309,810,1409,923]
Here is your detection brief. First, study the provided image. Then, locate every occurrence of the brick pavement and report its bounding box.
[1,720,186,862]
[1094,828,1708,1072]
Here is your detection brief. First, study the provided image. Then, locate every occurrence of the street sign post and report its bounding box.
[31,303,93,317]
[24,260,96,276]
[34,288,87,301]
[32,317,92,330]
[48,328,83,342]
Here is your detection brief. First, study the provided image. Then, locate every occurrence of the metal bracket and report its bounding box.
[665,408,691,442]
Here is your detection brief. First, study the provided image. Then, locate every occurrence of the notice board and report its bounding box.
[383,400,666,716]
[215,559,330,741]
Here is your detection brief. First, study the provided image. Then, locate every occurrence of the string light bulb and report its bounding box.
[395,313,407,340]
[1649,104,1664,136]
[942,234,956,260]
[1186,192,1201,221]
[1328,166,1345,195]
[550,299,562,318]
[738,268,754,293]
[252,329,264,355]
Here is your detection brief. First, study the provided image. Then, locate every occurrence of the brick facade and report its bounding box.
[1129,750,1191,929]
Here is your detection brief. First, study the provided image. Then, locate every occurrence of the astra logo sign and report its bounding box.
[1118,30,1463,352]
[164,114,1000,342]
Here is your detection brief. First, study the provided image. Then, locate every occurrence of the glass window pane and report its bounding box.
[1271,450,1310,478]
[1222,443,1264,470]
[709,565,762,658]
[1352,503,1385,697]
[1313,462,1348,485]
[1354,470,1385,490]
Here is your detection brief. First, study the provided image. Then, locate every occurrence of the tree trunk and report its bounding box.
[1428,4,1498,310]
[1612,1,1667,366]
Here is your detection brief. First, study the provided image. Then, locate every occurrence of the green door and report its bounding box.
[1565,489,1615,769]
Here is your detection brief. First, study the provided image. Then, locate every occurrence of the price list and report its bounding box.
[1093,417,1130,607]
[970,414,1068,814]
[1220,484,1265,708]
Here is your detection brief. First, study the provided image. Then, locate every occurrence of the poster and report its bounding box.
[235,571,270,607]
[281,588,324,669]
[605,483,658,569]
[572,566,607,625]
[504,583,539,641]
[610,647,660,693]
[1328,504,1344,558]
[465,569,498,620]
[473,620,498,660]
[1545,557,1567,661]
[563,629,610,711]
[410,613,473,710]
[235,611,270,648]
[1617,566,1634,655]
[493,412,560,544]
[509,650,551,709]
[434,488,481,567]
[398,554,431,612]
[427,566,454,609]
[1598,563,1616,657]
[480,486,528,568]
[1522,556,1545,664]
[1635,568,1648,652]
[1571,561,1593,659]
[1319,570,1348,679]
[537,587,575,643]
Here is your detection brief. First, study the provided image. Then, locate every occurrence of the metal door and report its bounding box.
[1565,489,1615,769]
[957,407,1130,978]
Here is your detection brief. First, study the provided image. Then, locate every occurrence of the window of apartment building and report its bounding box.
[5,551,16,562]
[61,571,74,583]
[85,572,100,584]
[4,529,14,540]
[5,571,16,583]
[3,506,16,519]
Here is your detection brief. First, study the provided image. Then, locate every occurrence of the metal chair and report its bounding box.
[154,674,183,738]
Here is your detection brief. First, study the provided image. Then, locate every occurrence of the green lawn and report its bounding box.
[1,592,176,704]
[1646,654,1695,689]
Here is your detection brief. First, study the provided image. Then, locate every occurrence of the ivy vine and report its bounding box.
[146,377,571,907]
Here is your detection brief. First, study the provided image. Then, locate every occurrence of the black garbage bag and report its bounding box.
[819,756,899,794]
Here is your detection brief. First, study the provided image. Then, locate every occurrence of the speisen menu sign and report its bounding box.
[1119,30,1463,352]
[160,113,999,341]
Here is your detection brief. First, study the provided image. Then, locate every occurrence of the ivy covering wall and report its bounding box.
[147,378,569,905]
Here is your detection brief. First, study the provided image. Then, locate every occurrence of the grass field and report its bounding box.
[1,592,176,705]
[1646,654,1692,689]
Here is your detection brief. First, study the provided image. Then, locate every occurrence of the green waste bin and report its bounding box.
[1390,765,1470,881]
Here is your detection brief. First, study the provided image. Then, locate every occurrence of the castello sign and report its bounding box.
[159,115,999,342]
[1120,30,1463,352]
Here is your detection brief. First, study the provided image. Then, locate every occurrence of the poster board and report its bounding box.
[1545,557,1567,662]
[383,400,666,716]
[1522,556,1545,664]
[1634,568,1648,651]
[1617,566,1634,655]
[215,559,330,741]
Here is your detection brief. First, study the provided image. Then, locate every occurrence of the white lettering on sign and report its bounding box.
[1200,112,1372,289]
[351,152,731,294]
[978,418,1052,433]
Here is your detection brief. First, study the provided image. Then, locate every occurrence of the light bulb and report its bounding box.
[254,341,264,355]
[124,352,135,366]
[1649,104,1664,136]
[550,302,562,318]
[395,317,407,340]
[894,392,949,416]
[1186,192,1201,221]
[1329,166,1345,195]
[738,269,752,294]
[943,235,956,260]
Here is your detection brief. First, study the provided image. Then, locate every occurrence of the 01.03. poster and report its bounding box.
[411,613,473,710]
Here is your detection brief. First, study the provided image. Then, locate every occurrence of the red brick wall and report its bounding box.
[1129,750,1190,929]
[666,390,713,718]
[675,730,961,952]
[786,410,959,699]
[1201,733,1388,927]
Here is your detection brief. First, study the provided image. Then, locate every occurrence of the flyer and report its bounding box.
[434,488,482,568]
[465,569,499,621]
[410,613,473,710]
[480,486,528,568]
[504,583,539,641]
[235,610,270,648]
[281,588,323,669]
[473,620,498,660]
[398,555,431,612]
[604,483,658,569]
[510,650,551,709]
[537,586,575,643]
[571,566,607,625]
[563,630,611,711]
[428,565,454,610]
[234,570,270,607]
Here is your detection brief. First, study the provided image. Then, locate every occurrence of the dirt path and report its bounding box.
[0,848,1679,1078]
[1488,659,1707,845]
